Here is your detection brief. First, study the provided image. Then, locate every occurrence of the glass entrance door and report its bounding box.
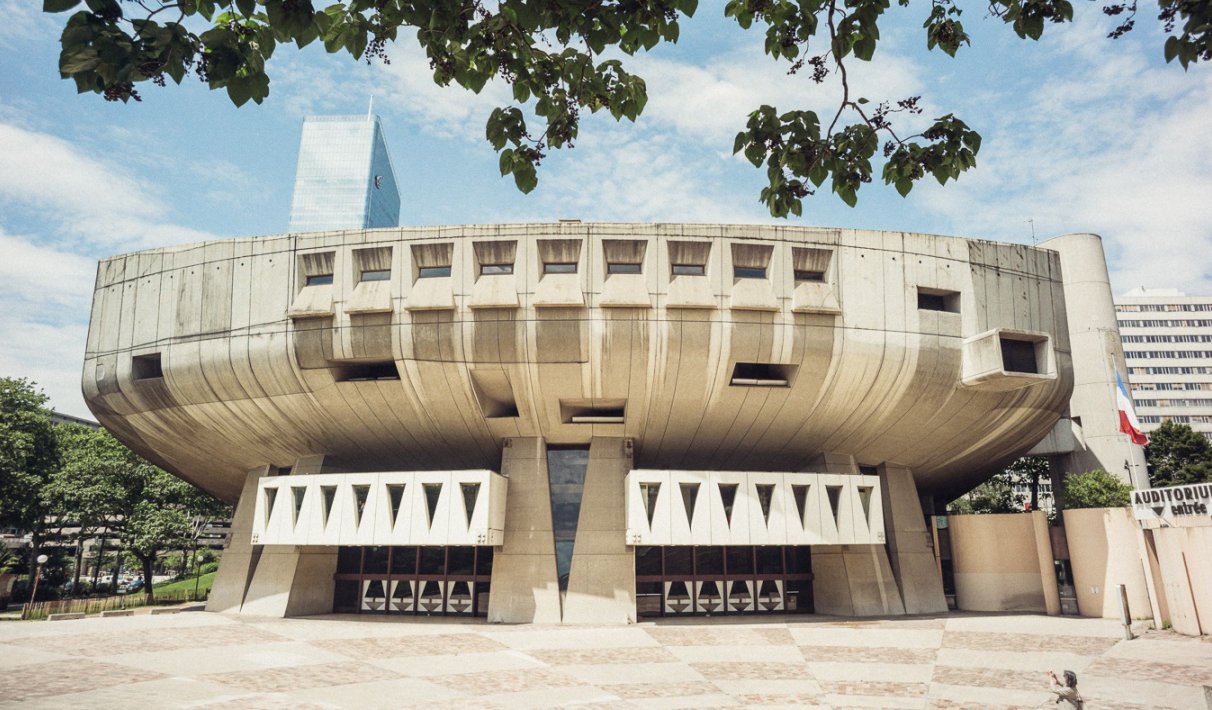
[635,545,813,618]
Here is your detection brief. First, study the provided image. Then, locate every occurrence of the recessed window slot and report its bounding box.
[794,270,826,282]
[418,266,451,278]
[730,362,796,387]
[306,274,334,286]
[917,287,960,313]
[359,269,390,282]
[333,361,400,382]
[1001,338,1040,374]
[132,353,163,380]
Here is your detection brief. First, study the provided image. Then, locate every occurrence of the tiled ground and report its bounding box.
[0,610,1208,709]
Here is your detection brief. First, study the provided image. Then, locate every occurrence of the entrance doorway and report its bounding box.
[333,545,493,616]
[635,545,813,617]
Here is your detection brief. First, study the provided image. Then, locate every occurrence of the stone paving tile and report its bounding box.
[609,680,722,699]
[527,645,678,665]
[9,623,287,656]
[204,660,400,693]
[0,658,166,702]
[185,696,337,710]
[426,667,586,693]
[941,630,1118,655]
[314,632,506,659]
[819,680,929,696]
[799,645,936,663]
[731,692,825,706]
[1085,654,1212,685]
[931,665,1044,691]
[689,661,809,680]
[646,627,795,646]
[819,618,946,630]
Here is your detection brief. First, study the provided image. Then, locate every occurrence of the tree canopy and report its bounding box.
[1063,468,1133,509]
[42,0,1212,216]
[0,378,60,539]
[1144,419,1212,488]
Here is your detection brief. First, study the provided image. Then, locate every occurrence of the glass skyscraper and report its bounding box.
[287,115,400,233]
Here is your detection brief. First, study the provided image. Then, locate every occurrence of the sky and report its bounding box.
[1,2,1210,419]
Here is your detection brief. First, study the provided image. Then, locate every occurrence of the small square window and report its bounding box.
[607,262,642,275]
[360,269,391,282]
[917,288,960,313]
[418,266,451,278]
[672,264,705,276]
[132,353,163,380]
[794,270,826,282]
[1001,338,1039,374]
[480,263,514,275]
[544,262,577,274]
[734,266,767,279]
[306,274,333,286]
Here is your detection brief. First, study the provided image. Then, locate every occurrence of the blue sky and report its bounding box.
[2,2,1210,418]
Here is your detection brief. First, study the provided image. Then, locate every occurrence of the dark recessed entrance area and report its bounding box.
[333,545,493,616]
[635,545,813,617]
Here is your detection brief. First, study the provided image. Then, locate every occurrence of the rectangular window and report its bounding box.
[333,361,400,382]
[306,274,334,286]
[417,266,451,278]
[671,263,705,276]
[730,362,796,387]
[480,263,513,275]
[794,270,826,282]
[607,262,642,275]
[544,262,577,274]
[1001,338,1039,374]
[132,353,163,380]
[918,288,960,313]
[734,266,767,279]
[359,269,390,282]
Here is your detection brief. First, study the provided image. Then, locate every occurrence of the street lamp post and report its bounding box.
[29,554,49,605]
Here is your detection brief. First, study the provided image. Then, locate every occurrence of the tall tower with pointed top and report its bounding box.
[287,114,400,233]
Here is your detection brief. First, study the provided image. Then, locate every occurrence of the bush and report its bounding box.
[1063,469,1132,509]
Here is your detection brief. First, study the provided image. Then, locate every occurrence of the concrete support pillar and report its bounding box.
[563,437,635,624]
[487,437,562,623]
[1040,233,1148,486]
[879,463,948,614]
[811,545,906,616]
[207,466,268,613]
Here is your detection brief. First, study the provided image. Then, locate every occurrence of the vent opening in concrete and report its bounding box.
[917,287,961,313]
[332,361,399,382]
[470,370,519,418]
[132,353,163,380]
[1001,337,1040,374]
[730,362,796,387]
[561,399,626,424]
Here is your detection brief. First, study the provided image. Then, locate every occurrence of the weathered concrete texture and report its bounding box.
[563,437,635,624]
[879,463,948,614]
[949,511,1060,614]
[487,437,562,624]
[1063,507,1152,620]
[811,545,906,616]
[206,467,266,613]
[1149,525,1212,636]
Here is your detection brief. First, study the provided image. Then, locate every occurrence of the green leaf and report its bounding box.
[1164,36,1180,64]
[895,178,912,197]
[236,0,255,16]
[498,148,514,176]
[43,0,82,12]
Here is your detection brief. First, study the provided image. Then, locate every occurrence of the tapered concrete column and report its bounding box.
[563,437,635,624]
[879,463,948,614]
[811,545,906,616]
[207,466,268,613]
[487,437,562,623]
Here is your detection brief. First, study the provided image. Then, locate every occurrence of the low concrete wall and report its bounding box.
[949,511,1059,614]
[1062,507,1151,620]
[1149,526,1212,636]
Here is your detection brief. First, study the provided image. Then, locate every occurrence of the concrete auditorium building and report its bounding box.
[81,222,1138,623]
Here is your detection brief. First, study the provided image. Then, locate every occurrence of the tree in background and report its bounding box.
[41,1,1212,215]
[947,474,1019,515]
[1145,420,1212,488]
[0,378,60,573]
[1062,469,1133,509]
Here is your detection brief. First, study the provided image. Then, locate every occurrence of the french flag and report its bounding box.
[1116,372,1148,446]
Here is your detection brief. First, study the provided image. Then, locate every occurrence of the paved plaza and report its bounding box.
[0,610,1208,709]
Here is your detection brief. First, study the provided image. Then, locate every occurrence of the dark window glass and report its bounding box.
[418,266,451,278]
[664,546,692,575]
[480,263,513,275]
[447,546,475,575]
[544,262,577,274]
[335,362,399,382]
[390,546,417,575]
[1001,338,1040,374]
[672,263,705,276]
[475,546,494,576]
[333,580,360,613]
[635,546,662,576]
[547,447,589,590]
[695,547,724,575]
[364,546,390,575]
[306,274,334,286]
[794,269,826,282]
[757,546,784,574]
[337,547,362,574]
[360,269,390,282]
[734,265,767,279]
[788,546,813,574]
[607,262,642,274]
[419,546,446,575]
[726,546,754,574]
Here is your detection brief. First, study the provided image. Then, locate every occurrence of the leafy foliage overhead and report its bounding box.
[43,0,1212,215]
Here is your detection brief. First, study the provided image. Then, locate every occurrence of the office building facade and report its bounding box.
[287,115,400,233]
[1116,288,1212,441]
